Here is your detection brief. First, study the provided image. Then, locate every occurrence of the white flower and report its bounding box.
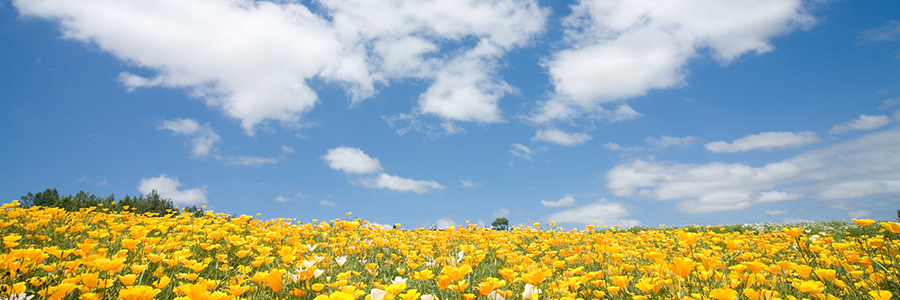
[306,244,318,251]
[302,260,316,268]
[335,256,348,267]
[421,295,439,300]
[314,269,324,278]
[487,291,505,300]
[371,289,386,300]
[392,277,407,284]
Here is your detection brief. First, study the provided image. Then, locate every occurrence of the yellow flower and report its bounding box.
[265,269,285,293]
[441,264,473,282]
[879,221,900,233]
[792,280,824,296]
[813,269,835,282]
[868,290,893,300]
[852,218,876,226]
[415,269,435,281]
[118,285,161,300]
[399,289,421,300]
[709,288,737,300]
[119,274,138,286]
[667,257,697,278]
[521,268,552,285]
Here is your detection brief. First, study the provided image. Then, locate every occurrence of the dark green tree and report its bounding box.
[20,188,60,208]
[491,217,509,230]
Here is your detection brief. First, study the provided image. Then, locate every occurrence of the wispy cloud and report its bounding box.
[358,173,445,194]
[860,20,900,42]
[159,118,221,158]
[704,131,820,153]
[540,195,576,207]
[830,115,892,134]
[532,129,592,146]
[608,128,900,213]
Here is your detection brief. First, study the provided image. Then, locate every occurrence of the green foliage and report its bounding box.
[491,217,509,230]
[19,188,186,216]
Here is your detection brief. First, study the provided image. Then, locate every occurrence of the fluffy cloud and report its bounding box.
[492,208,510,218]
[533,0,812,123]
[540,195,576,207]
[15,0,548,134]
[138,174,207,206]
[323,146,444,194]
[435,217,457,228]
[532,129,592,146]
[830,114,892,134]
[359,173,445,194]
[607,128,900,213]
[704,131,820,153]
[319,200,338,207]
[323,147,382,174]
[274,195,291,203]
[542,199,640,227]
[646,135,700,148]
[159,118,220,157]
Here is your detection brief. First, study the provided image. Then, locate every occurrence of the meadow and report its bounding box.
[1,201,898,300]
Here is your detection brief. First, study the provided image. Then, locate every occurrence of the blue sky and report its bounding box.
[2,0,899,229]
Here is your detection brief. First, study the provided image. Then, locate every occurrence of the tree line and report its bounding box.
[18,188,203,216]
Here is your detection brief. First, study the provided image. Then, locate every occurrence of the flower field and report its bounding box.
[1,201,899,300]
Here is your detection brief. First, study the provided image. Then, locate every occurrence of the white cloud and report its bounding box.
[861,20,900,42]
[492,208,510,218]
[532,129,592,146]
[764,210,788,216]
[275,195,291,203]
[224,156,279,166]
[510,143,535,160]
[14,0,548,134]
[756,191,802,204]
[540,195,576,207]
[319,200,338,207]
[533,0,812,123]
[359,173,445,194]
[830,114,892,134]
[704,131,820,153]
[281,145,294,154]
[848,210,871,218]
[459,179,479,187]
[435,217,457,228]
[607,128,900,213]
[646,135,700,148]
[159,118,221,158]
[542,199,640,227]
[138,174,207,206]
[878,98,899,110]
[322,147,382,174]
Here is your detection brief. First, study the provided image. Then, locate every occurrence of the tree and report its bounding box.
[491,217,509,231]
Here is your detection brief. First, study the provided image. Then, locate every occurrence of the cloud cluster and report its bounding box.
[532,0,813,123]
[323,146,444,194]
[15,0,548,134]
[138,174,208,206]
[607,128,900,214]
[704,131,820,153]
[542,199,640,227]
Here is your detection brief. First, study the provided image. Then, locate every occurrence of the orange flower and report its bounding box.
[879,221,900,233]
[521,268,552,285]
[441,264,473,282]
[437,275,452,290]
[667,257,697,278]
[609,276,631,289]
[265,268,285,293]
[813,269,835,282]
[852,218,876,226]
[782,227,804,238]
[477,277,506,296]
